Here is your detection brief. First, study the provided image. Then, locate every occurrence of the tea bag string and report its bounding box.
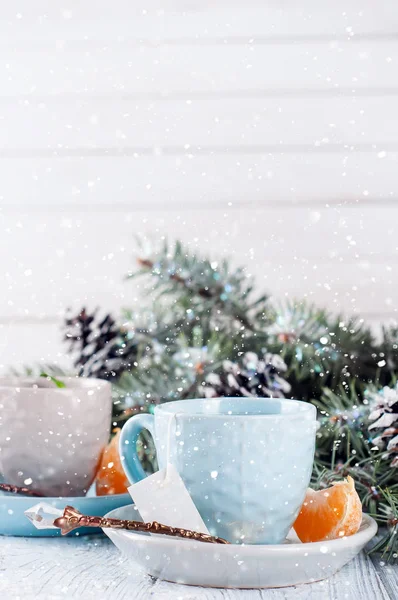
[164,412,177,483]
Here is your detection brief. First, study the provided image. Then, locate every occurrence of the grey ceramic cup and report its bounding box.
[0,377,112,497]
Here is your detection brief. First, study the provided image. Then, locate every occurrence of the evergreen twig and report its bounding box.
[12,237,398,561]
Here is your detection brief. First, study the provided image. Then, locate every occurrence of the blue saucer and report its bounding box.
[0,490,131,537]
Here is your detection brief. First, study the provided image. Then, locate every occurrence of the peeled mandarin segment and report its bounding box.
[293,476,363,543]
[95,429,130,496]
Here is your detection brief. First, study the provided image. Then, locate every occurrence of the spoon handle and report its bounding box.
[54,505,229,544]
[0,483,42,497]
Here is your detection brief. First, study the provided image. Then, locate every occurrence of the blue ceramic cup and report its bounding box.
[120,397,316,545]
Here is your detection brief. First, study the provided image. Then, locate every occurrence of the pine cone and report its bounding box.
[367,385,398,466]
[64,308,140,380]
[203,351,291,399]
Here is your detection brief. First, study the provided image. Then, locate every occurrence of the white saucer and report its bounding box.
[103,505,377,589]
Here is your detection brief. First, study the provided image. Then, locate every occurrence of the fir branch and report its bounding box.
[315,384,370,463]
[128,239,269,333]
[367,487,398,561]
[44,237,398,561]
[267,301,381,400]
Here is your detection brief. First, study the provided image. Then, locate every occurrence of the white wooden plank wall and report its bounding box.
[0,1,397,371]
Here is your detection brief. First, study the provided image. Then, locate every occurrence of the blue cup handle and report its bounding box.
[119,414,155,483]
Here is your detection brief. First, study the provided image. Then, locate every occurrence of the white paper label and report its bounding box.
[128,463,209,534]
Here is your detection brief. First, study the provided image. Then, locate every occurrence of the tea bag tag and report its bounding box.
[128,463,209,534]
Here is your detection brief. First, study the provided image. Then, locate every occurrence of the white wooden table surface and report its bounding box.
[0,537,396,600]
